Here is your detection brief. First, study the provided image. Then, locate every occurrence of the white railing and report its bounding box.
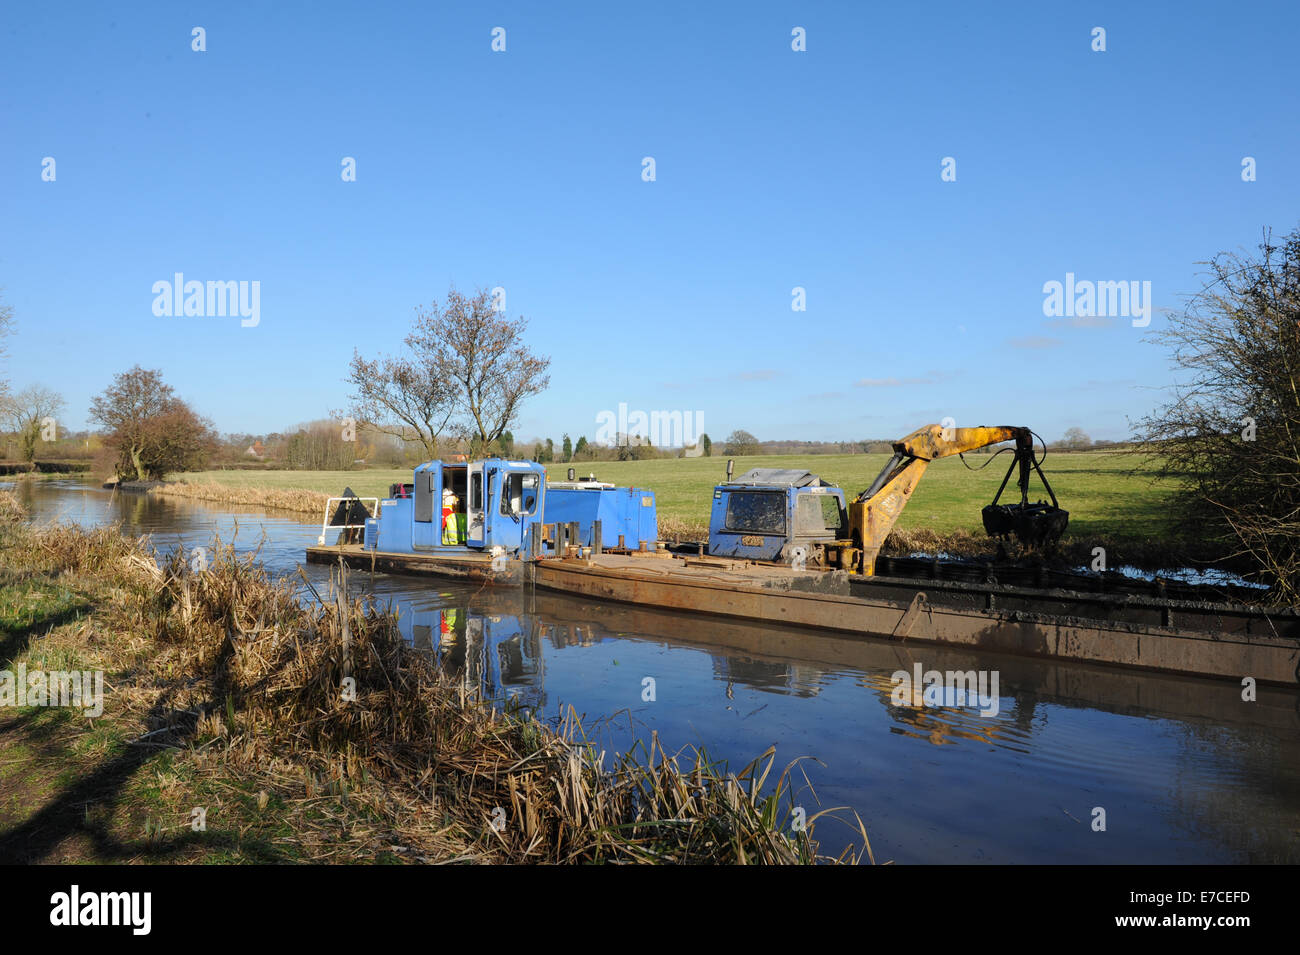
[317,497,381,546]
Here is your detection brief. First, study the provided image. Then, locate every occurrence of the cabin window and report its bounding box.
[795,493,843,535]
[724,491,786,535]
[501,472,539,516]
[470,473,482,511]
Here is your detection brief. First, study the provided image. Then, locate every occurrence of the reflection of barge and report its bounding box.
[306,456,1300,687]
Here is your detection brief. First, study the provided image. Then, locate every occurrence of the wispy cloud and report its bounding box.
[1007,335,1062,349]
[1043,315,1115,329]
[853,370,947,388]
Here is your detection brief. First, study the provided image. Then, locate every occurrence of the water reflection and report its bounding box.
[401,602,547,713]
[367,580,1300,864]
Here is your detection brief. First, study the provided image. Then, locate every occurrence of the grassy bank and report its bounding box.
[147,481,332,517]
[175,450,1191,565]
[0,493,865,864]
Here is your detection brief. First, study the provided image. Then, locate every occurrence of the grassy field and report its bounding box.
[177,449,1177,543]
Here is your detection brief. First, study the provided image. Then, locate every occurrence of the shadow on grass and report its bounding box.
[0,602,91,670]
[0,624,295,864]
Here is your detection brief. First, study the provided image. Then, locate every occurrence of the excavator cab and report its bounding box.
[708,466,847,564]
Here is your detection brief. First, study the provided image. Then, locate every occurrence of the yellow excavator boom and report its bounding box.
[844,424,1030,575]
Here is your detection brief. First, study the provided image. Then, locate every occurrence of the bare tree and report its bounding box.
[89,366,213,480]
[1057,427,1092,450]
[338,351,457,460]
[138,402,219,477]
[0,288,13,401]
[90,366,174,479]
[1,384,64,462]
[408,287,551,450]
[725,429,760,455]
[1133,226,1300,602]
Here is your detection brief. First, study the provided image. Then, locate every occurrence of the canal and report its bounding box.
[9,479,1300,864]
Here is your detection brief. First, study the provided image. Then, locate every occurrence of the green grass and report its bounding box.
[0,573,91,667]
[179,449,1177,542]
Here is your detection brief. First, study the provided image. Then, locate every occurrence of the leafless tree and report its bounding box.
[1133,226,1300,602]
[0,288,13,401]
[1,384,65,462]
[408,287,551,450]
[725,429,760,456]
[338,351,457,460]
[138,402,219,477]
[346,287,551,459]
[1055,427,1092,450]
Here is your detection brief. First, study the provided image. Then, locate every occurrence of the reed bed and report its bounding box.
[147,481,332,517]
[656,515,709,543]
[0,490,26,525]
[0,491,867,864]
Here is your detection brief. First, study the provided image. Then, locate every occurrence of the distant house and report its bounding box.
[245,440,265,459]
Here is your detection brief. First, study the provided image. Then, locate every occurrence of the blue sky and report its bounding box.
[2,1,1297,444]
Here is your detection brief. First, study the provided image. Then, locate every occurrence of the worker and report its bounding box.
[442,489,464,545]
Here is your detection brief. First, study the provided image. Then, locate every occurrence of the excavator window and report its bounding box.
[795,493,843,535]
[724,491,786,535]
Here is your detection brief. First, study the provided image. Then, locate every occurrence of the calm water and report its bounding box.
[9,479,1300,864]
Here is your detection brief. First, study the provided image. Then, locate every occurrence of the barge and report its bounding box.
[306,450,1300,687]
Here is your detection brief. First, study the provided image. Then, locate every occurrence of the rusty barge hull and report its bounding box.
[530,555,1300,687]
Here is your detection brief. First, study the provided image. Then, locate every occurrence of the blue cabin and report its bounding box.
[362,459,658,557]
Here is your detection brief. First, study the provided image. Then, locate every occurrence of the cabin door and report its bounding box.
[492,467,541,554]
[466,462,485,547]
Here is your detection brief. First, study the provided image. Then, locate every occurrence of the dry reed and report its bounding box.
[147,481,331,517]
